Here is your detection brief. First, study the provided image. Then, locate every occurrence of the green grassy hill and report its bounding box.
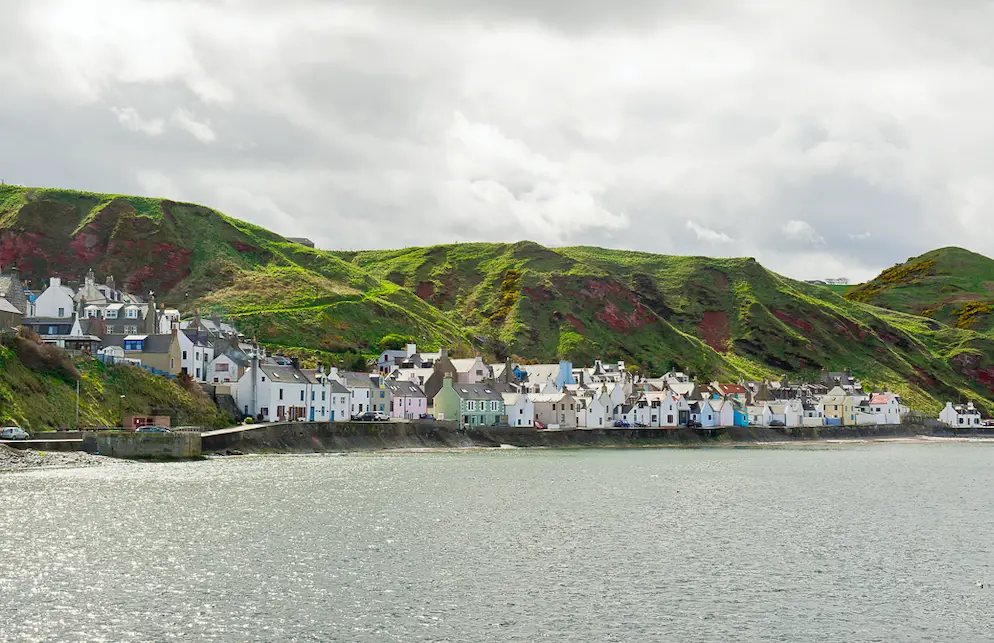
[846,247,994,332]
[0,186,471,356]
[4,186,994,414]
[0,343,229,431]
[341,243,994,412]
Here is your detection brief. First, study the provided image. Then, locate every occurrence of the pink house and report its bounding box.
[386,380,428,419]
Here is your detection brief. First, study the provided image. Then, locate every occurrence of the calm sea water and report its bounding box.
[1,444,992,642]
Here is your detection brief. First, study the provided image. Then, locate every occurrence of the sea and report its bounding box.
[1,443,992,641]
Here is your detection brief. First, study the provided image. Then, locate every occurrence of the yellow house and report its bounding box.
[821,385,854,425]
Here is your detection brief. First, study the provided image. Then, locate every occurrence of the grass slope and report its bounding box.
[847,247,994,332]
[5,185,994,413]
[343,243,994,413]
[0,186,471,356]
[0,344,229,431]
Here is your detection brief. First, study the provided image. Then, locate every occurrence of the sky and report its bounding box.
[2,0,994,282]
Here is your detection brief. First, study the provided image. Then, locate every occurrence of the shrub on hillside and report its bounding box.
[2,327,80,382]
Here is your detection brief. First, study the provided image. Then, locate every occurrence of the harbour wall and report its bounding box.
[82,431,202,459]
[200,421,984,454]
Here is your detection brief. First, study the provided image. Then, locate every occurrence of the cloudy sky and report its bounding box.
[2,0,993,281]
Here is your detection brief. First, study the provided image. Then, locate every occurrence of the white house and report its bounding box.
[712,400,736,427]
[34,277,75,318]
[334,372,374,417]
[235,363,309,422]
[177,330,214,382]
[502,392,535,427]
[939,402,982,428]
[208,351,245,384]
[866,393,909,425]
[694,400,721,427]
[301,369,350,422]
[581,386,614,428]
[647,390,680,427]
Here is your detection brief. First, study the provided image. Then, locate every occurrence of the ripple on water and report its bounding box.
[0,445,992,641]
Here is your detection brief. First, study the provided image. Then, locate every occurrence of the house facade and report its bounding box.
[385,380,428,419]
[938,402,982,427]
[34,277,75,318]
[434,378,506,427]
[530,391,578,428]
[501,392,535,427]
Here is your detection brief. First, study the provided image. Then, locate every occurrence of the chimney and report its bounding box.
[107,275,115,292]
[406,343,417,357]
[439,347,448,359]
[50,277,61,288]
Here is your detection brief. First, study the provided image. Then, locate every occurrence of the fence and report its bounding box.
[94,353,175,379]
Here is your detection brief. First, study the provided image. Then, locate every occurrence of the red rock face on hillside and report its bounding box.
[698,311,730,351]
[0,199,193,294]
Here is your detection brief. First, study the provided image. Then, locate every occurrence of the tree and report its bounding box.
[378,334,413,352]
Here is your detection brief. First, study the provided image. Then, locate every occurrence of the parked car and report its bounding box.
[373,412,390,422]
[0,426,29,440]
[686,420,702,428]
[983,419,994,427]
[136,425,170,433]
[613,420,630,428]
[534,420,547,429]
[357,412,377,422]
[768,420,786,427]
[419,414,435,420]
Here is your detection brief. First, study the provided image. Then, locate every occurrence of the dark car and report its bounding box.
[613,420,630,428]
[358,412,376,422]
[769,420,786,427]
[419,414,435,420]
[634,422,648,428]
[686,420,702,428]
[136,425,170,433]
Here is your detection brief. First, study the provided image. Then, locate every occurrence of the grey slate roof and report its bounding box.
[451,382,503,401]
[342,372,374,388]
[385,380,427,398]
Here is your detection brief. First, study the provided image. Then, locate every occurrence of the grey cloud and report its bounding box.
[2,0,994,283]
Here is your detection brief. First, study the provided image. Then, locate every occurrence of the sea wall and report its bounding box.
[201,421,977,454]
[83,431,202,459]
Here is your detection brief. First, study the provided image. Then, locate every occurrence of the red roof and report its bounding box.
[869,393,890,405]
[718,383,747,395]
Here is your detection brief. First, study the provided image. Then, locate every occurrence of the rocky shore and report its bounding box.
[0,444,113,472]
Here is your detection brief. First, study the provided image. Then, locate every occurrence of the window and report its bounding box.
[195,368,201,379]
[48,326,58,335]
[322,391,326,401]
[519,409,523,415]
[311,391,315,401]
[105,310,118,319]
[491,400,499,411]
[301,391,305,401]
[467,400,476,411]
[183,351,188,360]
[570,404,574,410]
[170,359,175,369]
[279,389,284,400]
[124,340,143,351]
[58,307,65,317]
[216,363,229,372]
[380,391,385,398]
[128,309,138,318]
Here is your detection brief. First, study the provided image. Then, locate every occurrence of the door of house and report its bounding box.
[310,407,315,421]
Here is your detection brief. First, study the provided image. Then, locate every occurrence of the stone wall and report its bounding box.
[201,420,978,454]
[83,431,201,459]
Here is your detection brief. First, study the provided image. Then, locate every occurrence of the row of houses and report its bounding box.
[2,268,990,428]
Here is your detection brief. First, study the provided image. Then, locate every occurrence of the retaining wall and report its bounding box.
[82,431,202,459]
[201,421,979,454]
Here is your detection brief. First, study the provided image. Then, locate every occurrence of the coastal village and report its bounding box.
[0,266,989,432]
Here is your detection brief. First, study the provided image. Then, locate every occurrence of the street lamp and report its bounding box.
[119,395,126,429]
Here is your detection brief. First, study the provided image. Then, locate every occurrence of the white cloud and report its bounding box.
[171,109,216,143]
[111,107,165,136]
[4,1,994,277]
[782,220,825,245]
[686,220,733,244]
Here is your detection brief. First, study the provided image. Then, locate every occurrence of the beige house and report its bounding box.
[529,390,578,428]
[821,385,855,425]
[101,332,183,375]
[0,297,23,329]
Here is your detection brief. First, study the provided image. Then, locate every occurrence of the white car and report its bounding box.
[0,427,29,440]
[373,412,390,422]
